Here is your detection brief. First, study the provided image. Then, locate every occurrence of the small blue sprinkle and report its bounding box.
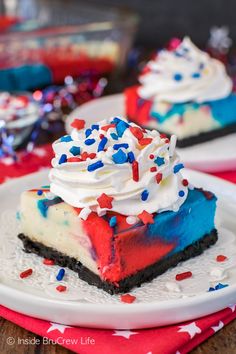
[174,163,184,173]
[37,190,43,196]
[85,138,95,146]
[69,146,81,156]
[215,283,228,290]
[91,124,99,131]
[112,149,127,164]
[127,151,135,163]
[174,51,183,57]
[56,268,65,281]
[113,143,129,150]
[141,190,149,201]
[154,156,165,166]
[111,117,122,124]
[110,133,119,140]
[179,190,185,197]
[87,160,104,172]
[199,62,205,70]
[173,73,183,81]
[97,137,108,152]
[60,135,72,142]
[208,283,229,292]
[192,72,201,79]
[16,211,21,220]
[116,120,129,138]
[59,154,67,164]
[208,287,215,292]
[85,128,92,138]
[109,216,117,227]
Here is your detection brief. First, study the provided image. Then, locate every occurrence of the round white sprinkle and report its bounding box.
[126,216,138,225]
[78,208,91,220]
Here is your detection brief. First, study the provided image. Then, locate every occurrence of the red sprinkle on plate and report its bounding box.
[175,271,192,281]
[120,294,136,303]
[216,255,228,262]
[20,268,33,279]
[43,258,55,266]
[56,285,67,292]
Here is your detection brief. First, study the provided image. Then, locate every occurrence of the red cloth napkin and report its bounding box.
[1,144,236,354]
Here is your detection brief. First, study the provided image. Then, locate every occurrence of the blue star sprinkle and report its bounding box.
[112,149,127,164]
[154,156,165,166]
[59,154,67,164]
[69,146,81,156]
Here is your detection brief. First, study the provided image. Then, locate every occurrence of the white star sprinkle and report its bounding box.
[211,321,224,333]
[112,330,138,339]
[47,322,71,334]
[178,322,201,339]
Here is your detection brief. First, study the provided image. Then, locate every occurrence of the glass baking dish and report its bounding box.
[0,0,138,91]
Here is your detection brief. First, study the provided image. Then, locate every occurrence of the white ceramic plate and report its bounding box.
[1,170,236,329]
[66,94,236,173]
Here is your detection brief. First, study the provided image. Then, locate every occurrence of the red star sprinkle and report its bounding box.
[175,271,192,281]
[70,118,85,130]
[129,126,144,140]
[43,259,55,266]
[155,173,163,184]
[97,193,114,209]
[138,210,154,225]
[56,285,67,292]
[216,255,228,262]
[139,137,153,146]
[20,268,33,279]
[120,294,136,304]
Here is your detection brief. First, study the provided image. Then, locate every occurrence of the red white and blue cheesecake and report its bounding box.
[125,37,236,147]
[18,117,217,294]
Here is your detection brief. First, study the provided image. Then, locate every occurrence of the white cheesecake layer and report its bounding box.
[148,103,220,139]
[20,191,99,275]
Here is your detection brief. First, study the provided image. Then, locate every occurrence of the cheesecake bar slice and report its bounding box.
[125,86,236,147]
[18,186,217,294]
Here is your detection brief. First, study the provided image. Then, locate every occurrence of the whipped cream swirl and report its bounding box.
[49,117,188,216]
[139,37,232,103]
